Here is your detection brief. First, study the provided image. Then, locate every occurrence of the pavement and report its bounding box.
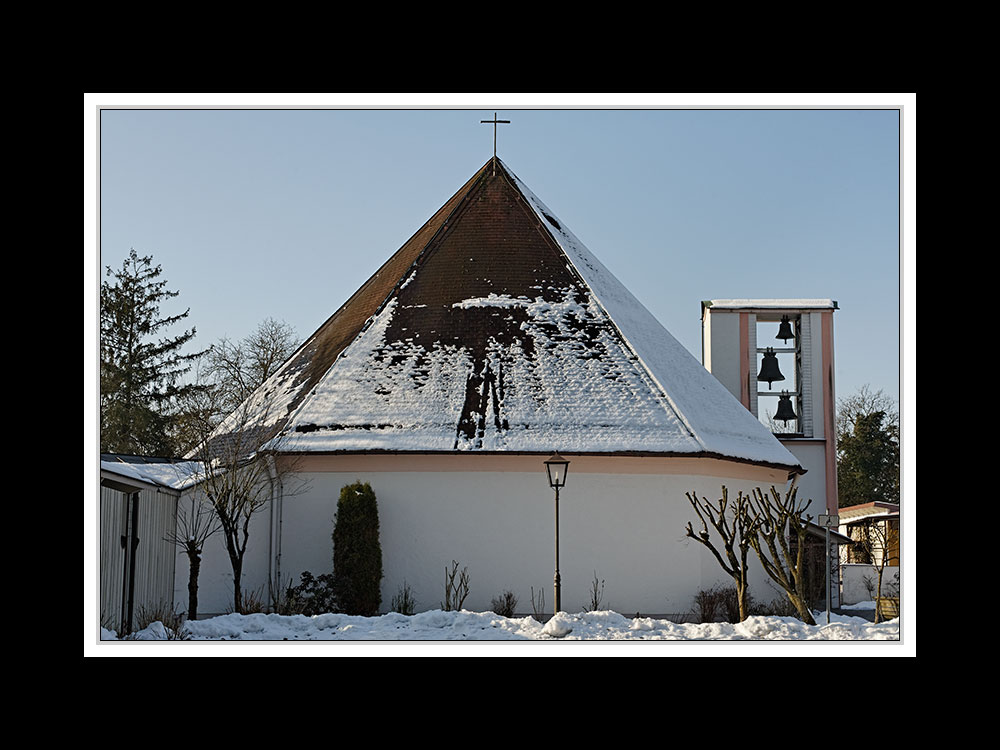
[830,607,876,622]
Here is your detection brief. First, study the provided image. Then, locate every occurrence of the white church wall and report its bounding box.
[270,454,792,618]
[777,442,828,513]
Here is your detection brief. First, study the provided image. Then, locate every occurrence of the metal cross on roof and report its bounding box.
[481,112,510,174]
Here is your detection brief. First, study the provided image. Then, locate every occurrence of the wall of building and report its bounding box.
[100,485,178,634]
[703,311,743,402]
[841,563,899,605]
[778,441,828,512]
[179,454,796,619]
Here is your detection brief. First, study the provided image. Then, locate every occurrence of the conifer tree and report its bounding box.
[100,248,206,455]
[332,481,383,616]
[836,386,900,508]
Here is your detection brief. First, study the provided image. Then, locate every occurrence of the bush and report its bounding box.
[691,585,754,623]
[133,600,188,639]
[391,580,417,615]
[585,572,606,611]
[332,481,383,616]
[282,571,339,616]
[748,595,801,619]
[227,585,268,615]
[491,590,518,617]
[441,560,470,611]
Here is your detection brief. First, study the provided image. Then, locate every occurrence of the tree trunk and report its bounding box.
[874,563,886,624]
[737,580,749,622]
[187,545,201,621]
[232,556,243,613]
[788,592,816,625]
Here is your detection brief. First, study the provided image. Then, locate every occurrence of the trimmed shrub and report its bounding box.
[332,481,383,616]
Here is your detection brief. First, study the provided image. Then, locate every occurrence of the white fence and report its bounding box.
[840,563,899,605]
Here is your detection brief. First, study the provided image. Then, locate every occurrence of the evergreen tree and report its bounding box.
[100,248,206,455]
[332,481,383,616]
[836,386,900,508]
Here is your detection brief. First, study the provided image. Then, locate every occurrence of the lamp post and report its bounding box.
[818,513,839,624]
[544,452,569,616]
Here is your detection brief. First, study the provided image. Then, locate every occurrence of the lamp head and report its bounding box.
[544,452,570,489]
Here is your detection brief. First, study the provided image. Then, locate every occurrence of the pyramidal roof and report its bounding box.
[220,157,801,470]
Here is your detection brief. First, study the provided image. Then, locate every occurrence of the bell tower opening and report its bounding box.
[754,314,802,436]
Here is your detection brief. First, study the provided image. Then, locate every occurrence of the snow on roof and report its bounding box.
[214,157,800,470]
[505,163,801,468]
[839,502,900,521]
[704,299,838,310]
[100,457,207,491]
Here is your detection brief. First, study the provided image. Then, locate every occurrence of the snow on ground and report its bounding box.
[99,607,899,648]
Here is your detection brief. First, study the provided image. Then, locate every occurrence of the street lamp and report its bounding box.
[544,452,569,615]
[818,512,839,624]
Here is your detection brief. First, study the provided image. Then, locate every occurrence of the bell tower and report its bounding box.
[701,299,839,515]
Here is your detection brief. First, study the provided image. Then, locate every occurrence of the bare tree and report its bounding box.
[163,494,220,621]
[168,357,227,457]
[204,317,300,415]
[530,586,546,619]
[742,486,817,625]
[187,394,307,614]
[585,571,606,612]
[836,384,899,437]
[441,560,470,611]
[685,487,761,622]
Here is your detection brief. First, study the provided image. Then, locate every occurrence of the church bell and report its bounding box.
[757,348,784,389]
[775,392,797,423]
[776,315,794,343]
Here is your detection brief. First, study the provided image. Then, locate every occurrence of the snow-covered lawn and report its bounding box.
[101,607,899,644]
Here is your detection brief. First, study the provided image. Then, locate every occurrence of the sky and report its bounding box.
[87,94,912,448]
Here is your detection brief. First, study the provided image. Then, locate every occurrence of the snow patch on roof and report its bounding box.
[503,160,801,468]
[101,459,207,490]
[706,299,838,310]
[278,281,703,454]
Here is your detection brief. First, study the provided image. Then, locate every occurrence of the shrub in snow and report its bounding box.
[441,560,470,611]
[332,481,383,616]
[691,584,754,624]
[390,580,416,616]
[283,571,339,616]
[491,590,518,617]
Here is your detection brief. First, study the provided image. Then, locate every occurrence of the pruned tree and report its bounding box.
[685,487,761,622]
[742,485,817,625]
[186,393,307,614]
[100,248,208,455]
[163,494,220,621]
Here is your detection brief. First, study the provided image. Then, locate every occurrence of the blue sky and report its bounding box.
[89,95,911,421]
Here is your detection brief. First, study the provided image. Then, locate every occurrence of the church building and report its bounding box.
[179,155,809,619]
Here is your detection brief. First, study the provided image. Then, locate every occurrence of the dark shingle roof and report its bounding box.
[203,157,801,469]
